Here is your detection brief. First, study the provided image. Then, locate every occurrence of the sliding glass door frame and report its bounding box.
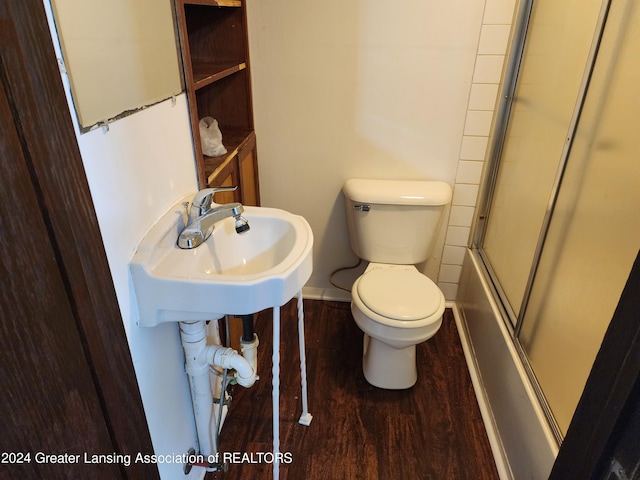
[471,0,614,443]
[473,0,612,332]
[472,0,533,331]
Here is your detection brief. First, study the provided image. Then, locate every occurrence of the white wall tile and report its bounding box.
[456,160,484,184]
[473,55,505,83]
[438,282,459,301]
[435,0,515,297]
[445,225,471,246]
[439,264,463,283]
[442,245,466,265]
[452,183,479,206]
[460,135,489,160]
[478,25,511,55]
[464,110,493,136]
[468,83,500,111]
[484,0,517,25]
[449,205,476,227]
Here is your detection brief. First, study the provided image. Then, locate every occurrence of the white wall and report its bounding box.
[44,4,202,479]
[246,0,513,301]
[76,98,202,480]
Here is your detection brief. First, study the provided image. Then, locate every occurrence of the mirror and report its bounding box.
[50,0,183,130]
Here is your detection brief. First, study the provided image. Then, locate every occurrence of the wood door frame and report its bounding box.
[1,2,158,479]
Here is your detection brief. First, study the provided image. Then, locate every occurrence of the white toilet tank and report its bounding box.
[343,179,452,265]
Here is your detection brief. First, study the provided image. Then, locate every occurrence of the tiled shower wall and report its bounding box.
[437,0,517,301]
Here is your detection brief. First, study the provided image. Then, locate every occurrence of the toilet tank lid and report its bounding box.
[343,179,452,206]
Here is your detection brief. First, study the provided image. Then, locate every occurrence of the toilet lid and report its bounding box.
[357,269,442,321]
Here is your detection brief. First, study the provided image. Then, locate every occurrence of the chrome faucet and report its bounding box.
[178,186,250,249]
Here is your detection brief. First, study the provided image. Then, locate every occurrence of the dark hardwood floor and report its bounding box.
[210,300,499,480]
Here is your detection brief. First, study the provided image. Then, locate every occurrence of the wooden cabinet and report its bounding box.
[176,0,260,205]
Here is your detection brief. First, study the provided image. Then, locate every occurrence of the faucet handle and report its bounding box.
[191,186,238,214]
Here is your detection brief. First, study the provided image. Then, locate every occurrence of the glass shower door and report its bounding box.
[477,0,640,440]
[519,0,640,435]
[480,0,603,320]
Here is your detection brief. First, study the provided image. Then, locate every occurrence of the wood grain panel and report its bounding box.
[0,57,122,480]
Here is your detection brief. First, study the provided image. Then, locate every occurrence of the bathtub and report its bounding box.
[453,248,558,480]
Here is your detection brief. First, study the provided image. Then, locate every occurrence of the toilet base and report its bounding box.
[362,334,417,389]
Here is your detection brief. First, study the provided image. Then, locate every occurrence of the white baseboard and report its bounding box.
[302,286,351,303]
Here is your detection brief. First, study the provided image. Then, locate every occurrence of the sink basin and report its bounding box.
[130,196,313,327]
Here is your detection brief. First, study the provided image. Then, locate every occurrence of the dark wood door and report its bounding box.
[0,2,158,479]
[0,80,123,478]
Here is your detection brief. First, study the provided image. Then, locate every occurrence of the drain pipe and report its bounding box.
[237,314,259,382]
[238,314,255,342]
[240,334,259,380]
[179,321,257,458]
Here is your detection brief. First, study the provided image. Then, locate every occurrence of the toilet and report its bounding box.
[343,179,452,389]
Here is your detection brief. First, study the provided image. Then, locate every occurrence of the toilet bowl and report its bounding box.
[351,263,444,389]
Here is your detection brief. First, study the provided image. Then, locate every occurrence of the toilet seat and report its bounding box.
[354,266,444,328]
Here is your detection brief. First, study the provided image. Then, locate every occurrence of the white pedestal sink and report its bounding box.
[130,196,313,326]
[130,195,314,479]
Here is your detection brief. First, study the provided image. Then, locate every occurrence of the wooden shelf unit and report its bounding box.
[176,0,259,205]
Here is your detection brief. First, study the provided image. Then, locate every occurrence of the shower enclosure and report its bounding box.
[458,0,640,477]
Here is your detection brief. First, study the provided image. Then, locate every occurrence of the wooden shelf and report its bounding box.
[177,0,259,203]
[183,0,241,7]
[192,61,246,90]
[203,129,255,184]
